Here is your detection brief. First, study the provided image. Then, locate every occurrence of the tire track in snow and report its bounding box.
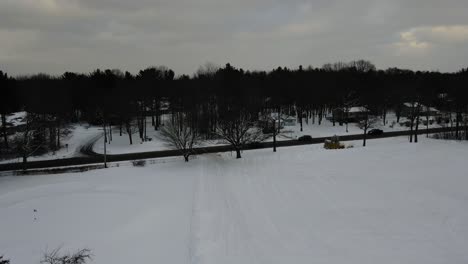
[189,154,264,264]
[188,160,202,264]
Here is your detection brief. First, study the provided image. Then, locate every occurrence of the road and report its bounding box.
[0,126,461,172]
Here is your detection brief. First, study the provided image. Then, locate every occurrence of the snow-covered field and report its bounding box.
[1,137,468,264]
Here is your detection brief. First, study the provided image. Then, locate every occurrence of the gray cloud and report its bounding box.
[1,0,468,76]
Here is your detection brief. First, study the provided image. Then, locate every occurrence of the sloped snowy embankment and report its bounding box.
[1,137,468,264]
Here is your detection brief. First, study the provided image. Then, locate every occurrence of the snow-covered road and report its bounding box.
[1,137,468,264]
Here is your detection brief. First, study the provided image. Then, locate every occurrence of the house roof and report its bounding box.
[403,102,439,112]
[348,107,369,113]
[265,113,295,121]
[403,102,421,108]
[424,106,439,112]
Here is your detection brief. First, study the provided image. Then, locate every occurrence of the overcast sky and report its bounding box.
[1,0,468,76]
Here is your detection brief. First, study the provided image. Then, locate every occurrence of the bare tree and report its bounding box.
[259,110,284,152]
[41,248,92,264]
[406,101,421,143]
[349,60,376,72]
[12,113,43,169]
[196,62,219,77]
[342,93,358,133]
[1,113,8,150]
[124,119,136,145]
[216,111,264,159]
[160,114,200,162]
[358,113,379,147]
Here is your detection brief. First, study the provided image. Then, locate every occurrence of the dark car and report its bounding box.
[368,129,384,136]
[298,135,313,142]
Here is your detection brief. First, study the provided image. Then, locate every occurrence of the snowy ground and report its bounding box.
[5,111,27,127]
[1,137,468,264]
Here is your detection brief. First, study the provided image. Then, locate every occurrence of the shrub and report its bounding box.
[431,132,467,141]
[324,135,345,149]
[132,160,146,167]
[41,248,92,264]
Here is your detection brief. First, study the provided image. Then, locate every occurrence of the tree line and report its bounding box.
[1,60,468,162]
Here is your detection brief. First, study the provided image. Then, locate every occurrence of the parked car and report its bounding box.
[368,129,384,136]
[298,135,313,142]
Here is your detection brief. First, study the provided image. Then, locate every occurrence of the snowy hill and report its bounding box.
[1,137,468,264]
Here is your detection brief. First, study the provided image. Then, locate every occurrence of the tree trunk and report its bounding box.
[57,126,60,149]
[409,107,415,143]
[409,120,414,143]
[1,113,7,149]
[426,112,429,138]
[332,111,335,126]
[363,129,367,147]
[414,113,420,143]
[126,122,133,145]
[338,109,343,126]
[273,121,277,152]
[235,148,241,159]
[138,116,144,140]
[22,154,28,171]
[156,110,160,130]
[382,108,387,125]
[144,116,147,141]
[465,122,468,141]
[103,123,107,168]
[318,108,323,125]
[299,114,303,131]
[345,111,349,132]
[109,125,112,143]
[49,126,55,150]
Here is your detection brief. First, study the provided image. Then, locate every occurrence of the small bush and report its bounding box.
[324,136,345,149]
[41,248,92,264]
[0,255,10,264]
[431,131,467,141]
[324,141,345,149]
[132,160,146,167]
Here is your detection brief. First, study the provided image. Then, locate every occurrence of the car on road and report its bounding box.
[298,135,313,142]
[368,129,384,136]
